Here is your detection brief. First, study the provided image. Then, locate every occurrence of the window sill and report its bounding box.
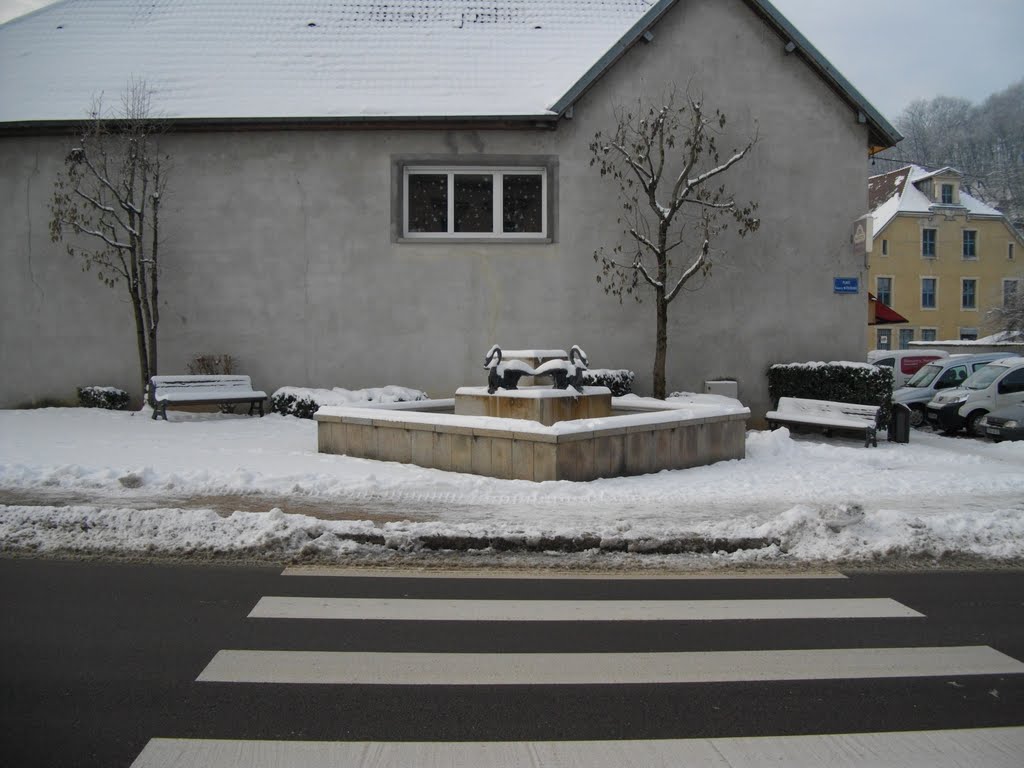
[398,236,553,245]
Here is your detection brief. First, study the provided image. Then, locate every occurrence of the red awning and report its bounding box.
[868,293,909,325]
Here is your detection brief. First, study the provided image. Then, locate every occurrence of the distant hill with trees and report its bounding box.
[871,79,1023,228]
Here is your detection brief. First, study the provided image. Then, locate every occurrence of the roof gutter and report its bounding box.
[0,113,562,137]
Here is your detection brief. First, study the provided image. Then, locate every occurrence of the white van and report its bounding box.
[868,349,949,389]
[893,353,1017,427]
[925,357,1024,436]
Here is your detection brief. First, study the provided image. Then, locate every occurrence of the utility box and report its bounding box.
[704,380,738,399]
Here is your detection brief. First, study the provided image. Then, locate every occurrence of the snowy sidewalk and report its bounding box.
[1,407,1023,566]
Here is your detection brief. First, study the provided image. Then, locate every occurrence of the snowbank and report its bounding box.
[1,407,1023,565]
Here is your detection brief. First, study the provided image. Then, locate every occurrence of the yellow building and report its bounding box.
[866,165,1023,351]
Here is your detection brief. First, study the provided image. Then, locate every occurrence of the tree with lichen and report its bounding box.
[49,78,169,401]
[590,93,759,398]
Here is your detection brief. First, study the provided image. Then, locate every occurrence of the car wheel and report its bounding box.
[909,406,925,428]
[965,410,988,438]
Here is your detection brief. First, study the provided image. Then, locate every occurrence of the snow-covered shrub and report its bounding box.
[768,361,893,425]
[582,368,635,396]
[271,386,429,419]
[78,386,129,410]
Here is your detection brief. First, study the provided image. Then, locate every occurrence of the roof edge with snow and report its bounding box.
[0,0,901,151]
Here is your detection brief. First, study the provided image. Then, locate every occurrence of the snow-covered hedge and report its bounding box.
[768,361,893,425]
[77,386,129,410]
[271,386,429,419]
[582,368,635,396]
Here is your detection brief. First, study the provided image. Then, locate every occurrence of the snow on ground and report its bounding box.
[1,404,1023,567]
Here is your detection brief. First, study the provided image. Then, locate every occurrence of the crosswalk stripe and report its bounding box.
[196,645,1024,685]
[281,566,848,579]
[248,596,923,621]
[130,726,1024,768]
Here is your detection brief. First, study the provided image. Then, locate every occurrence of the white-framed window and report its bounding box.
[876,329,892,350]
[921,277,937,309]
[920,327,937,342]
[941,183,954,204]
[961,278,977,310]
[403,166,547,239]
[959,327,978,341]
[1005,278,1020,306]
[898,328,914,349]
[876,276,893,306]
[962,230,977,259]
[922,228,937,258]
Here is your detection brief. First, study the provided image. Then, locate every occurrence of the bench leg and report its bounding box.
[153,402,168,421]
[865,428,877,448]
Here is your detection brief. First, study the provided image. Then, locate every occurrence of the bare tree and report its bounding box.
[987,277,1024,340]
[589,93,759,398]
[49,78,169,400]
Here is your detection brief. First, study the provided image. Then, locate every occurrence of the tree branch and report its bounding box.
[665,237,710,304]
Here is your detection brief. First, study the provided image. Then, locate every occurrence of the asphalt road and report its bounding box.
[1,558,1023,767]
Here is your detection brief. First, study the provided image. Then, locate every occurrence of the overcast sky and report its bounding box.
[1,0,1021,122]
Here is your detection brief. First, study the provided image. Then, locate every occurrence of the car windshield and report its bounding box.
[906,364,942,387]
[964,364,1009,390]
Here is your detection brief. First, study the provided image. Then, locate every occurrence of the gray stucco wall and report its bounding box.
[0,0,870,421]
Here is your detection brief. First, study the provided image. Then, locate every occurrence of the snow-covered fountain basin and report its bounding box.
[315,391,748,482]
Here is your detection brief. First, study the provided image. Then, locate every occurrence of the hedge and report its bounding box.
[271,386,429,419]
[581,368,635,397]
[78,386,129,410]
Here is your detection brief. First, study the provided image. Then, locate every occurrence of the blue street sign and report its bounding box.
[834,277,859,294]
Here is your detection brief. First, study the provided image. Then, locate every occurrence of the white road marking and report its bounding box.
[282,566,848,579]
[196,645,1024,685]
[131,726,1024,768]
[248,596,923,621]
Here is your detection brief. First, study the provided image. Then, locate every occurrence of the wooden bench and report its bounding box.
[149,375,267,421]
[765,397,881,447]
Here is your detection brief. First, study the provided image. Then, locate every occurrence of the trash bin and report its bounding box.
[888,402,911,443]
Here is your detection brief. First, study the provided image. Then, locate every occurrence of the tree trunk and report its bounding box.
[148,187,160,384]
[653,288,668,399]
[130,287,151,402]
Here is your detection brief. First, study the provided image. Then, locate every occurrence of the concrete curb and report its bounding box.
[337,532,781,554]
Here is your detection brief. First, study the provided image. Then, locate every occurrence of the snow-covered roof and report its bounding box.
[869,164,1009,234]
[0,0,658,122]
[0,0,901,149]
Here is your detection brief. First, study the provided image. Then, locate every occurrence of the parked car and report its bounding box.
[979,403,1024,442]
[925,357,1024,436]
[893,353,1017,427]
[868,349,949,389]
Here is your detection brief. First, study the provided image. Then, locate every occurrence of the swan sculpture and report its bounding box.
[483,345,533,394]
[534,345,589,393]
[484,345,590,394]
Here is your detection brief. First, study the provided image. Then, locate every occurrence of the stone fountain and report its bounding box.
[315,346,748,481]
